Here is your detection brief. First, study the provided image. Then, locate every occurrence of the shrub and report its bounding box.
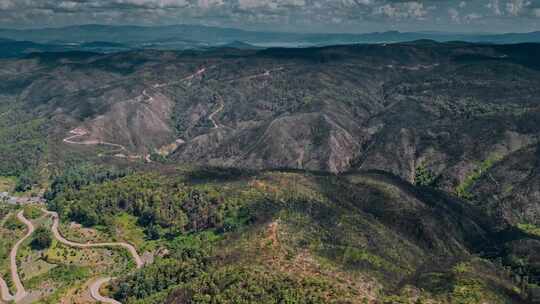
[31,227,52,250]
[415,164,436,187]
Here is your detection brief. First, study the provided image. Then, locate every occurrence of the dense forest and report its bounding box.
[48,171,250,238]
[42,166,539,303]
[0,103,49,190]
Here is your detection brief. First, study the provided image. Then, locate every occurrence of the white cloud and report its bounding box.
[0,0,539,32]
[0,0,16,10]
[505,0,531,16]
[336,0,372,6]
[464,12,482,21]
[373,1,428,20]
[450,7,483,24]
[237,0,306,9]
[198,0,224,9]
[448,7,460,22]
[487,0,502,15]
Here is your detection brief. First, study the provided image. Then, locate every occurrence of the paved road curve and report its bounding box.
[0,211,35,303]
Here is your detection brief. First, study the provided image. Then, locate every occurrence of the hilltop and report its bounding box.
[1,41,540,302]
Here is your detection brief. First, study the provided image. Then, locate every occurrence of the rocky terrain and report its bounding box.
[1,41,540,302]
[2,42,540,177]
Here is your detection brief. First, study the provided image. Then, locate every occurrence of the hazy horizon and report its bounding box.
[0,22,539,36]
[1,0,539,34]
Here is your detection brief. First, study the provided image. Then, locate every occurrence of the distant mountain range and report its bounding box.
[2,35,540,303]
[1,24,540,58]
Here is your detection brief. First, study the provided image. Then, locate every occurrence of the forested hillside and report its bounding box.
[39,166,539,303]
[1,41,540,302]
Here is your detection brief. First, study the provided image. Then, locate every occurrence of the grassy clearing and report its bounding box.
[31,213,53,230]
[0,176,16,192]
[23,204,43,220]
[0,220,22,279]
[25,265,91,304]
[0,204,16,226]
[58,222,110,244]
[44,239,132,273]
[19,249,57,283]
[46,239,86,265]
[111,212,146,249]
[17,216,54,283]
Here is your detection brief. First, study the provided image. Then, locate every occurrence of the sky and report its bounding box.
[0,0,539,33]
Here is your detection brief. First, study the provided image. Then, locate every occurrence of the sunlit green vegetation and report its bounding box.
[0,176,16,192]
[48,172,251,239]
[23,205,43,220]
[415,163,437,187]
[3,213,25,230]
[45,163,130,201]
[455,154,503,200]
[25,265,91,304]
[7,165,517,303]
[111,212,147,248]
[0,104,49,190]
[517,223,540,237]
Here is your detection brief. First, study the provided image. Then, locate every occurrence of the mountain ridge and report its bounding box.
[2,40,540,303]
[2,24,540,46]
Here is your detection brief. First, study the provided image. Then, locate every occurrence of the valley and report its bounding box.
[0,41,540,303]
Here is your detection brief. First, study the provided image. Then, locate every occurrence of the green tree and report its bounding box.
[415,164,436,187]
[15,170,35,192]
[145,224,161,240]
[31,227,52,250]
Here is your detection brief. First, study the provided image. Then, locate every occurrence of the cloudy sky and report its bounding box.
[0,0,539,33]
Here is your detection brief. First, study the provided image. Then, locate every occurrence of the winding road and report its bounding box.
[90,278,121,304]
[63,128,128,153]
[63,128,147,162]
[0,211,35,303]
[62,67,208,162]
[208,100,225,129]
[42,209,144,304]
[42,210,143,268]
[153,67,207,88]
[0,208,144,303]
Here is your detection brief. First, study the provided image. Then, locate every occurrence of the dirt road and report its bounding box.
[89,278,121,304]
[62,67,208,164]
[62,128,128,153]
[0,211,35,303]
[42,209,143,304]
[208,99,224,129]
[43,210,143,268]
